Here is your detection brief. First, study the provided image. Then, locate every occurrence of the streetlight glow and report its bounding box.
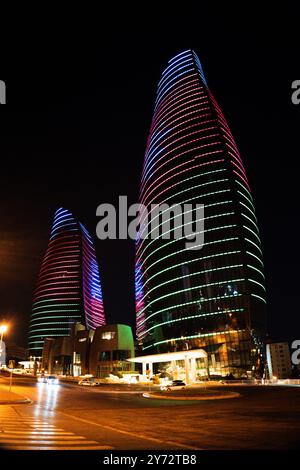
[0,324,8,334]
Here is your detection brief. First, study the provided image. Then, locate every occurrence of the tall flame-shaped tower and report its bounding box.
[28,208,105,355]
[135,50,266,376]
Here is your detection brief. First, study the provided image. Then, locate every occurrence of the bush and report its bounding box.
[152,375,160,384]
[111,369,123,379]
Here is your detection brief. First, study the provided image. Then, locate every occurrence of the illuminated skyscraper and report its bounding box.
[135,50,266,376]
[28,208,105,355]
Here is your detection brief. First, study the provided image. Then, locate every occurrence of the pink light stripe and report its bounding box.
[141,141,223,205]
[152,87,204,128]
[141,119,217,183]
[233,170,251,192]
[141,132,220,192]
[151,94,208,134]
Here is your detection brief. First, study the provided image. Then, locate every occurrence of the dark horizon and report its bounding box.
[0,7,299,348]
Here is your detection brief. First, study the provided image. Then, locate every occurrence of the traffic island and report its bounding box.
[142,389,241,401]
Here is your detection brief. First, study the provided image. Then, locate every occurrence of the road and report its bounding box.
[1,376,300,450]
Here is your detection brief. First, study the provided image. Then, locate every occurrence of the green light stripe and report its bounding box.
[30,326,71,332]
[145,263,243,297]
[31,309,81,317]
[141,168,226,223]
[146,199,232,240]
[137,188,231,258]
[247,264,265,279]
[32,303,80,310]
[245,238,263,256]
[143,329,247,350]
[237,190,256,213]
[251,293,266,303]
[141,249,242,291]
[137,278,245,317]
[239,201,257,222]
[32,299,80,306]
[235,179,254,203]
[29,328,69,334]
[144,308,244,335]
[243,225,262,244]
[241,212,260,234]
[139,223,238,271]
[148,173,228,208]
[28,334,67,342]
[248,278,266,292]
[246,250,264,266]
[30,317,81,325]
[140,212,236,275]
[139,208,234,257]
[138,292,243,326]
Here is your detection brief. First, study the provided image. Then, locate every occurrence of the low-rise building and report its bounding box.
[90,324,135,378]
[266,342,292,379]
[0,341,6,367]
[41,323,135,378]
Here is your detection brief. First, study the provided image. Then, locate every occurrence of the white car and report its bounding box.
[160,380,186,391]
[78,378,101,386]
[38,375,59,385]
[78,378,96,386]
[46,375,59,385]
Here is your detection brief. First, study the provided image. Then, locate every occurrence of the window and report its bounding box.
[101,331,116,340]
[112,350,130,361]
[74,353,81,363]
[99,351,111,361]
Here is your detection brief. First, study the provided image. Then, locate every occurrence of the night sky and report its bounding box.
[0,6,299,347]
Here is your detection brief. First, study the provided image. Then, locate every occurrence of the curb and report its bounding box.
[142,391,241,401]
[0,398,32,405]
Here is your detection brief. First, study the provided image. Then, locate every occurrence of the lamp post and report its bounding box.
[0,324,8,368]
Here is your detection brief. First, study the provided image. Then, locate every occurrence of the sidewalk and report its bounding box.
[0,383,31,405]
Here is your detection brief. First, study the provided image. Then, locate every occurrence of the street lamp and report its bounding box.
[0,324,8,367]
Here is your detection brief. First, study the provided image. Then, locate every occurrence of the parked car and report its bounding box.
[160,380,186,391]
[78,378,96,386]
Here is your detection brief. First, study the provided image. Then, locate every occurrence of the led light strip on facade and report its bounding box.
[28,207,106,355]
[135,50,266,377]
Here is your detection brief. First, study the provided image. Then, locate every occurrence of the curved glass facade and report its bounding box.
[28,207,105,355]
[135,50,266,377]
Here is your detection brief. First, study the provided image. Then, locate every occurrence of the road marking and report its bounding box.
[0,434,87,440]
[0,439,104,444]
[0,407,114,450]
[1,431,74,435]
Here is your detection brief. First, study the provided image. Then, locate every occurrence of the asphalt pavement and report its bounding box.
[1,376,300,450]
